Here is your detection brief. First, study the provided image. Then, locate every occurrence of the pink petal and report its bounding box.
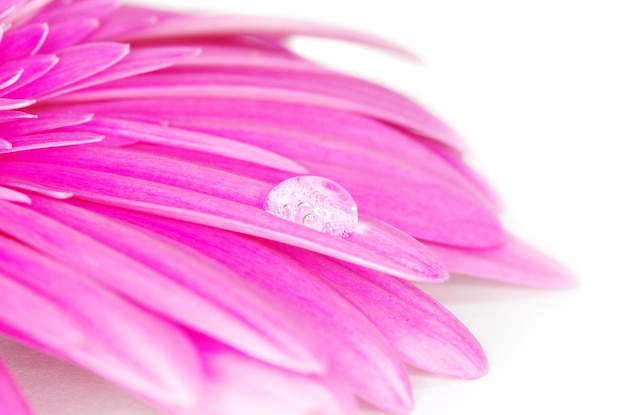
[88,5,160,41]
[0,22,48,61]
[0,98,34,110]
[68,116,307,173]
[6,42,129,100]
[0,358,32,415]
[103,210,412,413]
[38,17,100,53]
[176,41,325,73]
[0,178,71,199]
[285,248,488,378]
[113,12,417,58]
[0,161,446,281]
[0,198,324,374]
[182,335,357,415]
[306,162,504,248]
[59,68,461,148]
[49,46,202,97]
[0,54,59,96]
[425,236,578,289]
[0,110,93,137]
[0,233,203,409]
[0,111,36,122]
[27,0,116,25]
[0,68,23,91]
[3,0,55,26]
[0,185,30,203]
[59,97,496,211]
[0,131,104,153]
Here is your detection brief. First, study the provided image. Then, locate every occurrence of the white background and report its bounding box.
[4,1,625,414]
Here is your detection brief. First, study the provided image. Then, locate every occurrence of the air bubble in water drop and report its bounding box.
[263,176,358,238]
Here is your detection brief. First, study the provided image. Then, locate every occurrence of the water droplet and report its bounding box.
[264,176,358,238]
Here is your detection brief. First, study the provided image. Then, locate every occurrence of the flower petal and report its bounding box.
[6,42,129,99]
[0,22,48,61]
[114,11,417,58]
[0,160,447,281]
[59,68,461,148]
[284,247,488,378]
[0,111,36,122]
[69,116,307,173]
[50,46,202,97]
[38,17,99,53]
[181,335,357,415]
[0,184,30,203]
[0,54,59,96]
[0,110,93,137]
[102,211,413,414]
[0,98,34,111]
[0,234,203,409]
[425,236,578,289]
[0,197,324,374]
[0,358,32,415]
[0,131,104,153]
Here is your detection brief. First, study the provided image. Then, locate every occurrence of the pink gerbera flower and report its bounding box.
[0,1,575,414]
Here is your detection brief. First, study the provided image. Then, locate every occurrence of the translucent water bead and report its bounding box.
[264,176,358,238]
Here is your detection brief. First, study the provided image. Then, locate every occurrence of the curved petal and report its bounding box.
[0,235,203,409]
[111,11,417,58]
[0,161,447,281]
[178,335,357,415]
[0,22,48,61]
[425,236,578,289]
[283,247,488,378]
[0,198,324,374]
[95,208,413,414]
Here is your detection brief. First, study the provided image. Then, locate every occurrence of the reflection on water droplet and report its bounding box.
[264,176,358,238]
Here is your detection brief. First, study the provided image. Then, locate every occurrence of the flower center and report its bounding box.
[263,176,358,238]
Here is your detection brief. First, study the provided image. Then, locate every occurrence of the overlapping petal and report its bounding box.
[0,1,576,414]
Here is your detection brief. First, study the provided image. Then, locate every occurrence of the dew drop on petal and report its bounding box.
[264,175,358,238]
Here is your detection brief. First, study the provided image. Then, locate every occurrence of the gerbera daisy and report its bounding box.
[0,1,575,414]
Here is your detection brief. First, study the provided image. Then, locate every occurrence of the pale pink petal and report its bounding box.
[0,23,48,60]
[181,335,357,415]
[425,236,578,289]
[114,12,417,58]
[0,98,34,110]
[0,234,203,409]
[88,6,159,41]
[0,68,23,91]
[0,137,10,149]
[2,0,54,26]
[0,198,324,374]
[0,111,36,122]
[0,358,32,415]
[27,0,116,25]
[0,184,30,203]
[0,178,71,199]
[177,41,325,73]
